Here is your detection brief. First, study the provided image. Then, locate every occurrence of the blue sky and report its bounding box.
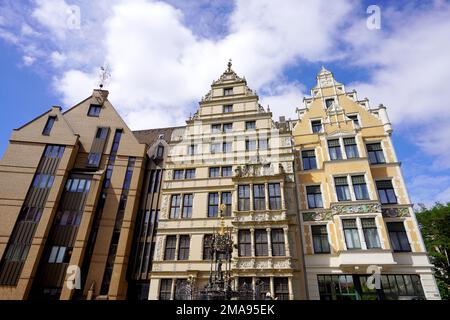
[0,0,450,206]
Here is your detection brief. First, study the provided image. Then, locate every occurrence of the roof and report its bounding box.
[132,126,184,146]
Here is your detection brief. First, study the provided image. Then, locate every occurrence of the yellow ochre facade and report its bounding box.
[0,63,441,300]
[292,67,440,300]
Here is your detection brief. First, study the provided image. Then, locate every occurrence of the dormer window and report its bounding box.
[325,98,334,109]
[156,145,164,158]
[42,116,56,136]
[223,87,233,96]
[88,104,102,117]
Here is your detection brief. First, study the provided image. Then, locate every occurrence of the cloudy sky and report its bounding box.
[0,0,449,206]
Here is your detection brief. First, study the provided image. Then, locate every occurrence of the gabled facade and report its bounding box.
[292,67,440,300]
[148,62,306,300]
[0,89,147,300]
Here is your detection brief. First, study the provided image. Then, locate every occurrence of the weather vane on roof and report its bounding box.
[98,65,111,89]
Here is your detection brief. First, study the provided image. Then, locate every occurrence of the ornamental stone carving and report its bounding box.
[303,211,333,222]
[382,207,410,218]
[154,237,164,261]
[273,259,291,269]
[160,194,170,219]
[331,203,381,215]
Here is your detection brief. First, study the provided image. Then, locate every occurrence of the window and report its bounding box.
[317,275,356,300]
[221,192,232,216]
[42,116,56,135]
[111,129,122,155]
[362,218,381,249]
[271,229,285,256]
[387,222,411,252]
[55,210,82,226]
[367,143,386,164]
[96,127,108,139]
[269,183,281,210]
[169,195,181,219]
[245,121,256,130]
[223,87,233,96]
[203,234,213,260]
[223,142,232,153]
[87,153,101,166]
[246,139,257,151]
[209,167,220,178]
[254,229,268,256]
[88,104,102,117]
[18,207,43,223]
[376,180,397,204]
[208,193,219,217]
[178,235,190,260]
[274,278,289,300]
[347,114,359,126]
[352,175,369,200]
[253,184,266,211]
[122,157,135,190]
[312,225,330,253]
[335,177,351,201]
[343,219,361,249]
[223,105,233,113]
[48,246,70,263]
[221,166,232,177]
[328,139,342,160]
[302,150,317,170]
[33,174,55,189]
[306,185,323,209]
[185,169,195,179]
[259,139,269,150]
[256,277,270,300]
[311,120,322,133]
[238,230,251,256]
[159,279,172,300]
[325,98,334,109]
[44,145,65,159]
[188,144,196,155]
[211,143,221,154]
[173,170,184,180]
[238,185,250,211]
[211,124,221,134]
[381,274,424,300]
[182,194,193,218]
[223,123,233,133]
[164,236,176,260]
[344,137,359,158]
[156,145,164,158]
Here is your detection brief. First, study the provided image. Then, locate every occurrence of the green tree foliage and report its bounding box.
[416,203,450,300]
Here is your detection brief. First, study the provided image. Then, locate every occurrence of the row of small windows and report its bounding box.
[163,229,286,261]
[238,183,282,211]
[32,174,55,189]
[301,141,386,170]
[211,121,257,133]
[311,219,411,254]
[310,113,359,134]
[306,178,396,208]
[168,191,232,219]
[238,229,286,257]
[48,246,72,264]
[54,210,83,226]
[188,139,268,155]
[65,178,92,193]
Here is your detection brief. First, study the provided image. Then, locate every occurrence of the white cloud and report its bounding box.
[345,3,450,170]
[22,55,36,66]
[48,0,353,129]
[407,174,450,207]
